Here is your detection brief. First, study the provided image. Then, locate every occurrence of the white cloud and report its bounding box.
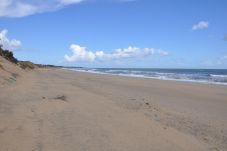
[64,44,169,62]
[192,21,209,30]
[64,44,96,62]
[60,0,84,5]
[109,46,168,59]
[0,0,85,17]
[0,0,135,17]
[0,29,22,51]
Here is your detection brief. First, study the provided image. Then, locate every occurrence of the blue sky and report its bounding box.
[0,0,227,68]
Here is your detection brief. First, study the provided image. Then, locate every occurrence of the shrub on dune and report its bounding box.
[19,61,36,69]
[0,46,18,64]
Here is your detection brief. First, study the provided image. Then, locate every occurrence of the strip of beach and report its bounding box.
[1,57,227,151]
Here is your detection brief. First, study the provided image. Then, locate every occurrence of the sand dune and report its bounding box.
[0,57,227,151]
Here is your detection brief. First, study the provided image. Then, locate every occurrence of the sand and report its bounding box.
[1,58,227,151]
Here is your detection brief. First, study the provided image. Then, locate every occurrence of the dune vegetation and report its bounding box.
[0,45,38,70]
[0,46,18,64]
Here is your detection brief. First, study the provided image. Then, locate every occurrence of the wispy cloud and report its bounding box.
[192,21,209,31]
[64,44,169,62]
[215,55,227,65]
[0,29,22,51]
[60,0,85,5]
[0,0,135,18]
[0,0,85,17]
[202,55,227,67]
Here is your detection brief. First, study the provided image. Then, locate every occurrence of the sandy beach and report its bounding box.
[1,0,227,150]
[1,59,227,151]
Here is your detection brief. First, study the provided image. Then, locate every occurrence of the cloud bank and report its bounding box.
[0,29,22,51]
[0,0,85,17]
[64,44,169,62]
[192,21,209,30]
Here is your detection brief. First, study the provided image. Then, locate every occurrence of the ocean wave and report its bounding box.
[210,74,227,78]
[64,68,227,86]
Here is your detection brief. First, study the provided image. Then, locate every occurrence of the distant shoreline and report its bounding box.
[63,67,227,86]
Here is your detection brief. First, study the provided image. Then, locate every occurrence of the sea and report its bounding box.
[65,68,227,86]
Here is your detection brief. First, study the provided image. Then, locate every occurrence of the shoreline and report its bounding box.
[64,68,227,86]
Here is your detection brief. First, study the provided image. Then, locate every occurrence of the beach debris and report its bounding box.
[53,95,67,102]
[145,102,151,108]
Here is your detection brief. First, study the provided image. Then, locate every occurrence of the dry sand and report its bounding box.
[1,57,227,151]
